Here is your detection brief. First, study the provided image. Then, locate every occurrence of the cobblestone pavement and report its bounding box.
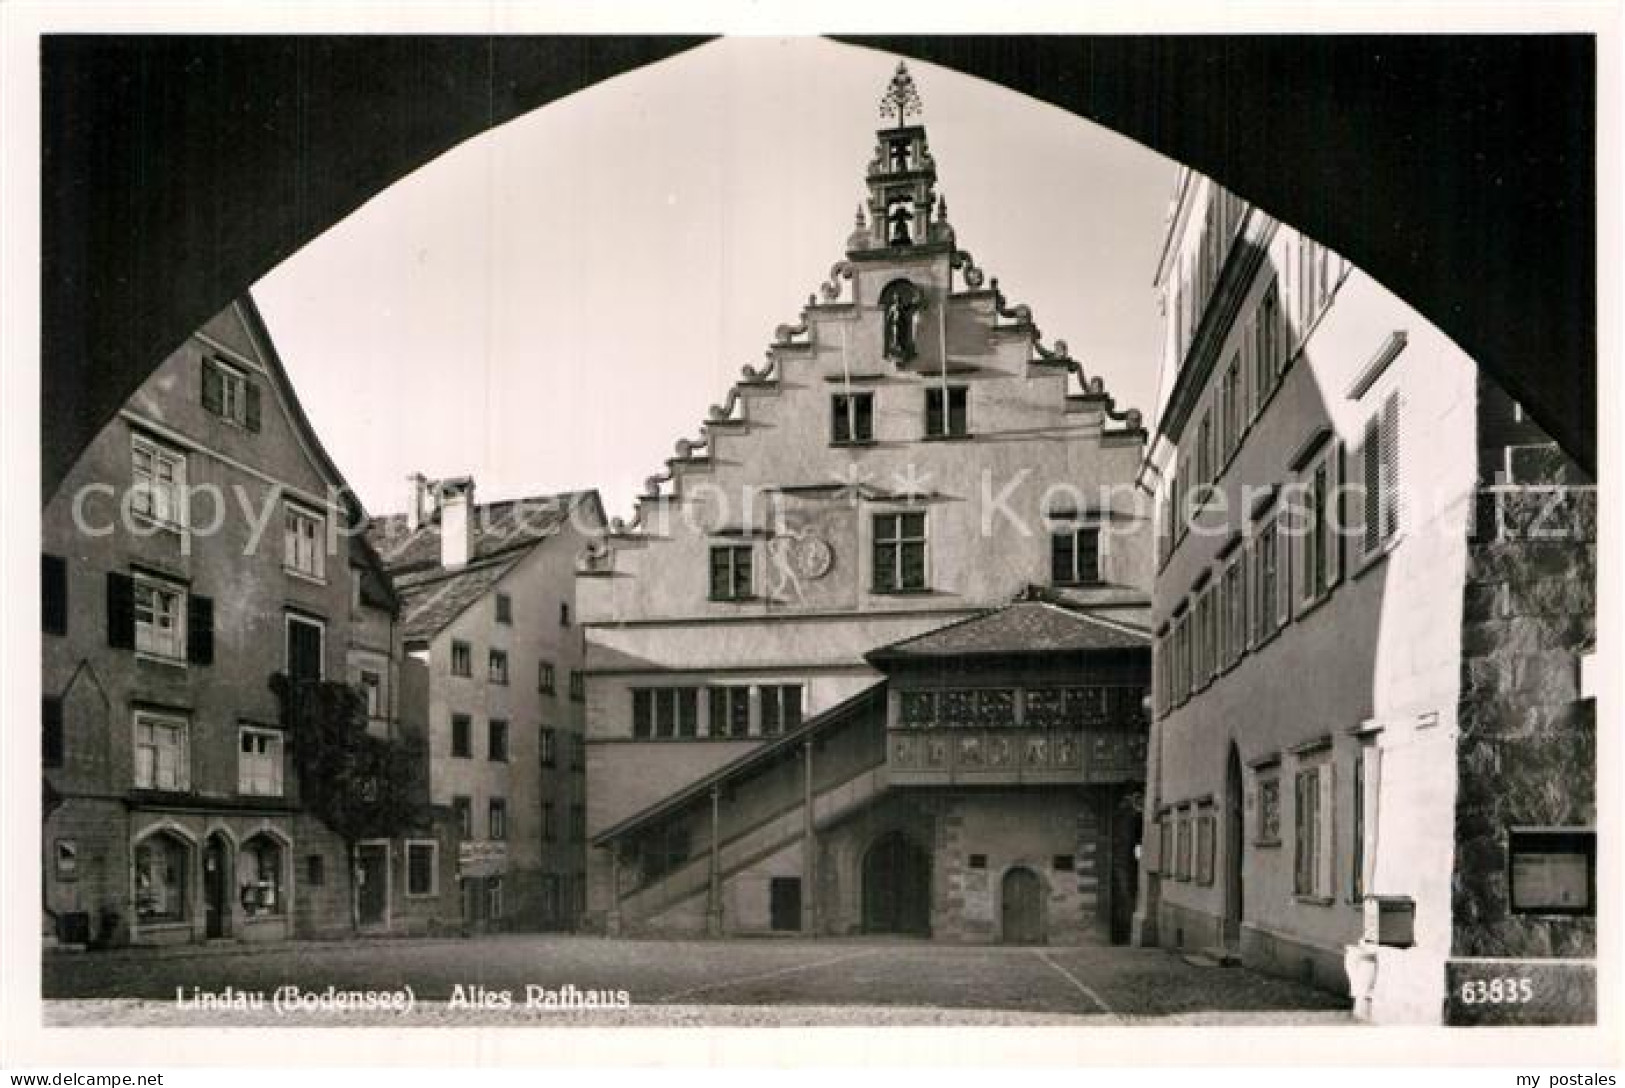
[42,935,1352,1027]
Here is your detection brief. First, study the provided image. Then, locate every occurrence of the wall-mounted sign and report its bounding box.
[1509,828,1594,915]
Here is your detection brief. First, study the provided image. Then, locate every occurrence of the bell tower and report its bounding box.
[852,63,950,255]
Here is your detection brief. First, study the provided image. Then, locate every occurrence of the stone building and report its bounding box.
[367,482,605,930]
[579,66,1152,942]
[40,295,456,947]
[1136,168,1596,1023]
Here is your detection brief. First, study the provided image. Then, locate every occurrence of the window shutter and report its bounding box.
[244,381,262,432]
[43,696,65,768]
[1325,445,1343,588]
[106,571,135,649]
[42,554,68,636]
[1293,771,1309,894]
[201,358,223,415]
[1379,391,1401,541]
[187,594,214,665]
[1274,517,1291,628]
[1317,762,1336,898]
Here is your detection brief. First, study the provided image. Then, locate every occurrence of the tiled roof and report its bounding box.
[366,490,594,576]
[394,557,523,642]
[866,598,1149,662]
[367,489,600,641]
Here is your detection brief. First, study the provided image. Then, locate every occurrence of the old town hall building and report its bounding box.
[578,67,1153,943]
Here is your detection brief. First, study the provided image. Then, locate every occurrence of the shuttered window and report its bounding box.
[42,555,67,636]
[43,697,64,768]
[201,356,261,431]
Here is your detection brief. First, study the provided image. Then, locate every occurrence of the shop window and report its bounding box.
[133,832,190,923]
[241,835,284,917]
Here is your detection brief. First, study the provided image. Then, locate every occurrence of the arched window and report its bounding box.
[241,834,285,917]
[133,831,190,922]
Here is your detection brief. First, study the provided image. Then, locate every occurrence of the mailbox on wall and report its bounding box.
[1363,895,1415,948]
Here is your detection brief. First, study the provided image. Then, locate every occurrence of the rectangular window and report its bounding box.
[559,602,571,628]
[285,613,323,681]
[451,713,472,758]
[1051,525,1102,585]
[488,719,509,763]
[1293,760,1333,899]
[1223,352,1243,458]
[451,640,472,677]
[760,684,803,736]
[283,506,326,580]
[489,798,507,841]
[571,804,586,843]
[571,733,585,772]
[540,727,557,767]
[924,386,968,438]
[873,511,928,592]
[201,356,260,430]
[541,801,556,842]
[43,696,64,768]
[709,545,754,600]
[708,686,751,739]
[633,687,699,739]
[488,649,509,686]
[569,671,586,702]
[831,392,875,444]
[133,577,186,661]
[1256,771,1282,846]
[42,555,68,636]
[452,796,472,839]
[131,433,186,528]
[495,593,512,624]
[1509,829,1595,915]
[306,855,326,886]
[406,842,437,897]
[238,726,284,796]
[539,661,556,694]
[1196,810,1216,885]
[134,712,189,791]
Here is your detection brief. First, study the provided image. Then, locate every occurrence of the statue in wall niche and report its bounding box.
[880,278,924,364]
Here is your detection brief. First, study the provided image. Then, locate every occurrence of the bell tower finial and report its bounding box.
[851,61,944,254]
[878,61,924,129]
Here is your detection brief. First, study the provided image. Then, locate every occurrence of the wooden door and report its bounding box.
[1001,867,1044,944]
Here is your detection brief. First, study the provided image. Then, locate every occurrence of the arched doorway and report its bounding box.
[1000,866,1045,944]
[861,831,931,935]
[1223,744,1245,951]
[202,833,231,939]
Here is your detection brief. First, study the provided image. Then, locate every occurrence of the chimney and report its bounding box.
[440,477,475,570]
[405,473,429,531]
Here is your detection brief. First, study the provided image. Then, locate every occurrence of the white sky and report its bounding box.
[253,37,1177,522]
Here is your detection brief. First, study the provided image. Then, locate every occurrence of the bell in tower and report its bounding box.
[852,63,947,255]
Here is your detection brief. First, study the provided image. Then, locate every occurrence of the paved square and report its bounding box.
[42,935,1351,1026]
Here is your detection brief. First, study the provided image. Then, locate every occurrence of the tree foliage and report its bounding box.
[270,673,428,845]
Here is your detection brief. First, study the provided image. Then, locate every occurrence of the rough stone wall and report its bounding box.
[1454,472,1596,959]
